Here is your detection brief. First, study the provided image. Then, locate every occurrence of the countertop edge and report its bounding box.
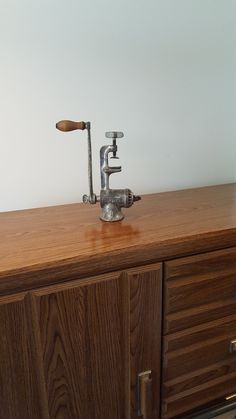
[1,227,236,296]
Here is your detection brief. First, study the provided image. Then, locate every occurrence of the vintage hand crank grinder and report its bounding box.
[56,120,141,222]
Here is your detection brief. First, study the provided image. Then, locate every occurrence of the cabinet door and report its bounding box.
[127,264,162,419]
[0,293,49,419]
[31,264,162,419]
[31,272,130,419]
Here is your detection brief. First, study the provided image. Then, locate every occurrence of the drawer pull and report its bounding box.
[137,370,152,419]
[229,339,236,353]
[225,393,236,400]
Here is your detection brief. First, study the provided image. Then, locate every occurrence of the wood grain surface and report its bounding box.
[162,248,236,418]
[0,293,49,419]
[28,264,162,419]
[164,247,236,319]
[32,272,130,419]
[1,183,236,294]
[127,264,162,419]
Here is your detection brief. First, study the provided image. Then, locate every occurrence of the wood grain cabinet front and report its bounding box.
[0,264,161,419]
[162,247,236,419]
[0,293,48,419]
[31,271,129,419]
[2,184,236,419]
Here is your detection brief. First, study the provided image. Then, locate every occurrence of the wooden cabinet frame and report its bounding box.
[1,184,236,418]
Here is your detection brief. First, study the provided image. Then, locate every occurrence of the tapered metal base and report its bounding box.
[100,203,124,222]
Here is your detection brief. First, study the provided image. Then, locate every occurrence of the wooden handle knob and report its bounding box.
[56,120,86,132]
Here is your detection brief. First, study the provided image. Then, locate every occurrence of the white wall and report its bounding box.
[0,0,235,212]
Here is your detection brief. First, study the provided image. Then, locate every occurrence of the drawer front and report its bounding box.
[164,247,236,332]
[162,247,236,419]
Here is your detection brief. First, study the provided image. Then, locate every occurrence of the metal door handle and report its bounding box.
[229,339,236,353]
[137,370,152,419]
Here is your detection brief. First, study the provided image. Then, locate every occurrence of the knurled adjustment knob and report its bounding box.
[105,131,124,139]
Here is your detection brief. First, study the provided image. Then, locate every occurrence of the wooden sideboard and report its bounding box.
[1,183,236,419]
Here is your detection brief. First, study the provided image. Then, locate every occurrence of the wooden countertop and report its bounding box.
[1,183,236,294]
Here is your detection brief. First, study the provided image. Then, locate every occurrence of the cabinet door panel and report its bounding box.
[0,294,48,419]
[128,264,162,419]
[32,273,130,419]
